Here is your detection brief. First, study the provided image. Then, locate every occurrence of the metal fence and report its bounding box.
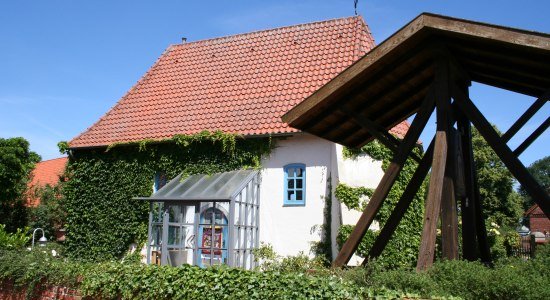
[509,235,536,259]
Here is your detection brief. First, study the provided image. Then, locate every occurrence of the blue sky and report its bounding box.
[0,0,548,167]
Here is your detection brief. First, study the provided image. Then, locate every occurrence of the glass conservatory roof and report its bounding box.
[135,169,259,202]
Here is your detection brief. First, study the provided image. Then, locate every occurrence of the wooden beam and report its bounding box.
[332,85,436,267]
[364,138,435,264]
[417,131,448,271]
[341,106,423,163]
[513,116,550,156]
[452,85,550,219]
[417,57,452,271]
[441,128,459,260]
[456,109,478,261]
[416,55,454,271]
[502,95,548,142]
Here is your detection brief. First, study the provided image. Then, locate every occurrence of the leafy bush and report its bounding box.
[0,249,418,300]
[253,243,329,274]
[2,241,548,299]
[0,224,30,250]
[355,244,550,299]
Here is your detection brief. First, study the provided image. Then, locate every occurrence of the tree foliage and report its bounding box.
[519,155,550,210]
[28,184,66,241]
[0,137,40,232]
[471,127,523,227]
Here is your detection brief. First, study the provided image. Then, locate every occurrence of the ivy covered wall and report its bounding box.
[62,131,272,261]
[336,140,426,268]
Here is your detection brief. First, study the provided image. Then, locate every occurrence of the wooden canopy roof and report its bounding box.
[282,13,550,148]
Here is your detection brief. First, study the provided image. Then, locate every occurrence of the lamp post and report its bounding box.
[32,228,48,249]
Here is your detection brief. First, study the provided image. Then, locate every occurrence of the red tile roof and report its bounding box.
[70,16,405,148]
[27,157,68,206]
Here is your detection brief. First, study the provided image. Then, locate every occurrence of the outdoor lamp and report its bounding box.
[32,228,48,248]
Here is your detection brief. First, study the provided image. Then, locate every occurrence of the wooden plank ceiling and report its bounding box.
[282,13,550,148]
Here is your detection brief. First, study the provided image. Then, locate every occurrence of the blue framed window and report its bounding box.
[284,163,305,206]
[154,172,168,192]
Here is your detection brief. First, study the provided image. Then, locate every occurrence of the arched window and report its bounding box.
[283,163,306,206]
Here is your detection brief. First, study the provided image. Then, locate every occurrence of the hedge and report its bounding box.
[0,249,411,300]
[2,246,549,299]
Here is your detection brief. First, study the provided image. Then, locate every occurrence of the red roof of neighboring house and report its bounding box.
[27,157,68,206]
[525,204,547,217]
[69,16,407,148]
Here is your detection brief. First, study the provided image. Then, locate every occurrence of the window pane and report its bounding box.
[152,202,164,222]
[168,205,182,223]
[296,191,303,201]
[295,167,302,177]
[288,191,295,201]
[296,179,302,189]
[287,168,295,177]
[168,226,181,246]
[152,225,162,245]
[288,179,294,189]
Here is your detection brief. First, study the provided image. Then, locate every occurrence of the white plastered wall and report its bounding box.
[258,134,385,264]
[332,144,385,265]
[259,133,334,257]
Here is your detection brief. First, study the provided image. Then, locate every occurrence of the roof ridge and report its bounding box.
[170,15,363,48]
[37,157,68,164]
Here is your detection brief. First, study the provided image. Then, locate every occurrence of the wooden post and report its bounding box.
[441,128,459,260]
[417,131,448,270]
[365,138,435,263]
[332,85,436,267]
[456,111,479,261]
[417,57,452,271]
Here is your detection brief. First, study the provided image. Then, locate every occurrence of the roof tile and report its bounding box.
[69,16,407,148]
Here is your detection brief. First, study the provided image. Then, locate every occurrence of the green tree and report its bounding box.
[0,137,41,232]
[472,127,522,227]
[519,156,550,210]
[28,184,66,241]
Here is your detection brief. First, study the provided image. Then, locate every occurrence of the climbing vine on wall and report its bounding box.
[336,140,426,269]
[61,131,272,261]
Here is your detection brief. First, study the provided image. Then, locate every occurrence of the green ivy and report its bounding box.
[335,184,373,211]
[62,131,272,261]
[310,176,333,264]
[336,140,426,269]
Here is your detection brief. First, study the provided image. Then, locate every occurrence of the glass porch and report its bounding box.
[136,169,260,269]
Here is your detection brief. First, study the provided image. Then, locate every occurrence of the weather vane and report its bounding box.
[354,0,359,15]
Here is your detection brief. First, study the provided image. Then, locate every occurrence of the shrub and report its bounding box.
[357,246,550,300]
[2,246,549,299]
[0,224,29,250]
